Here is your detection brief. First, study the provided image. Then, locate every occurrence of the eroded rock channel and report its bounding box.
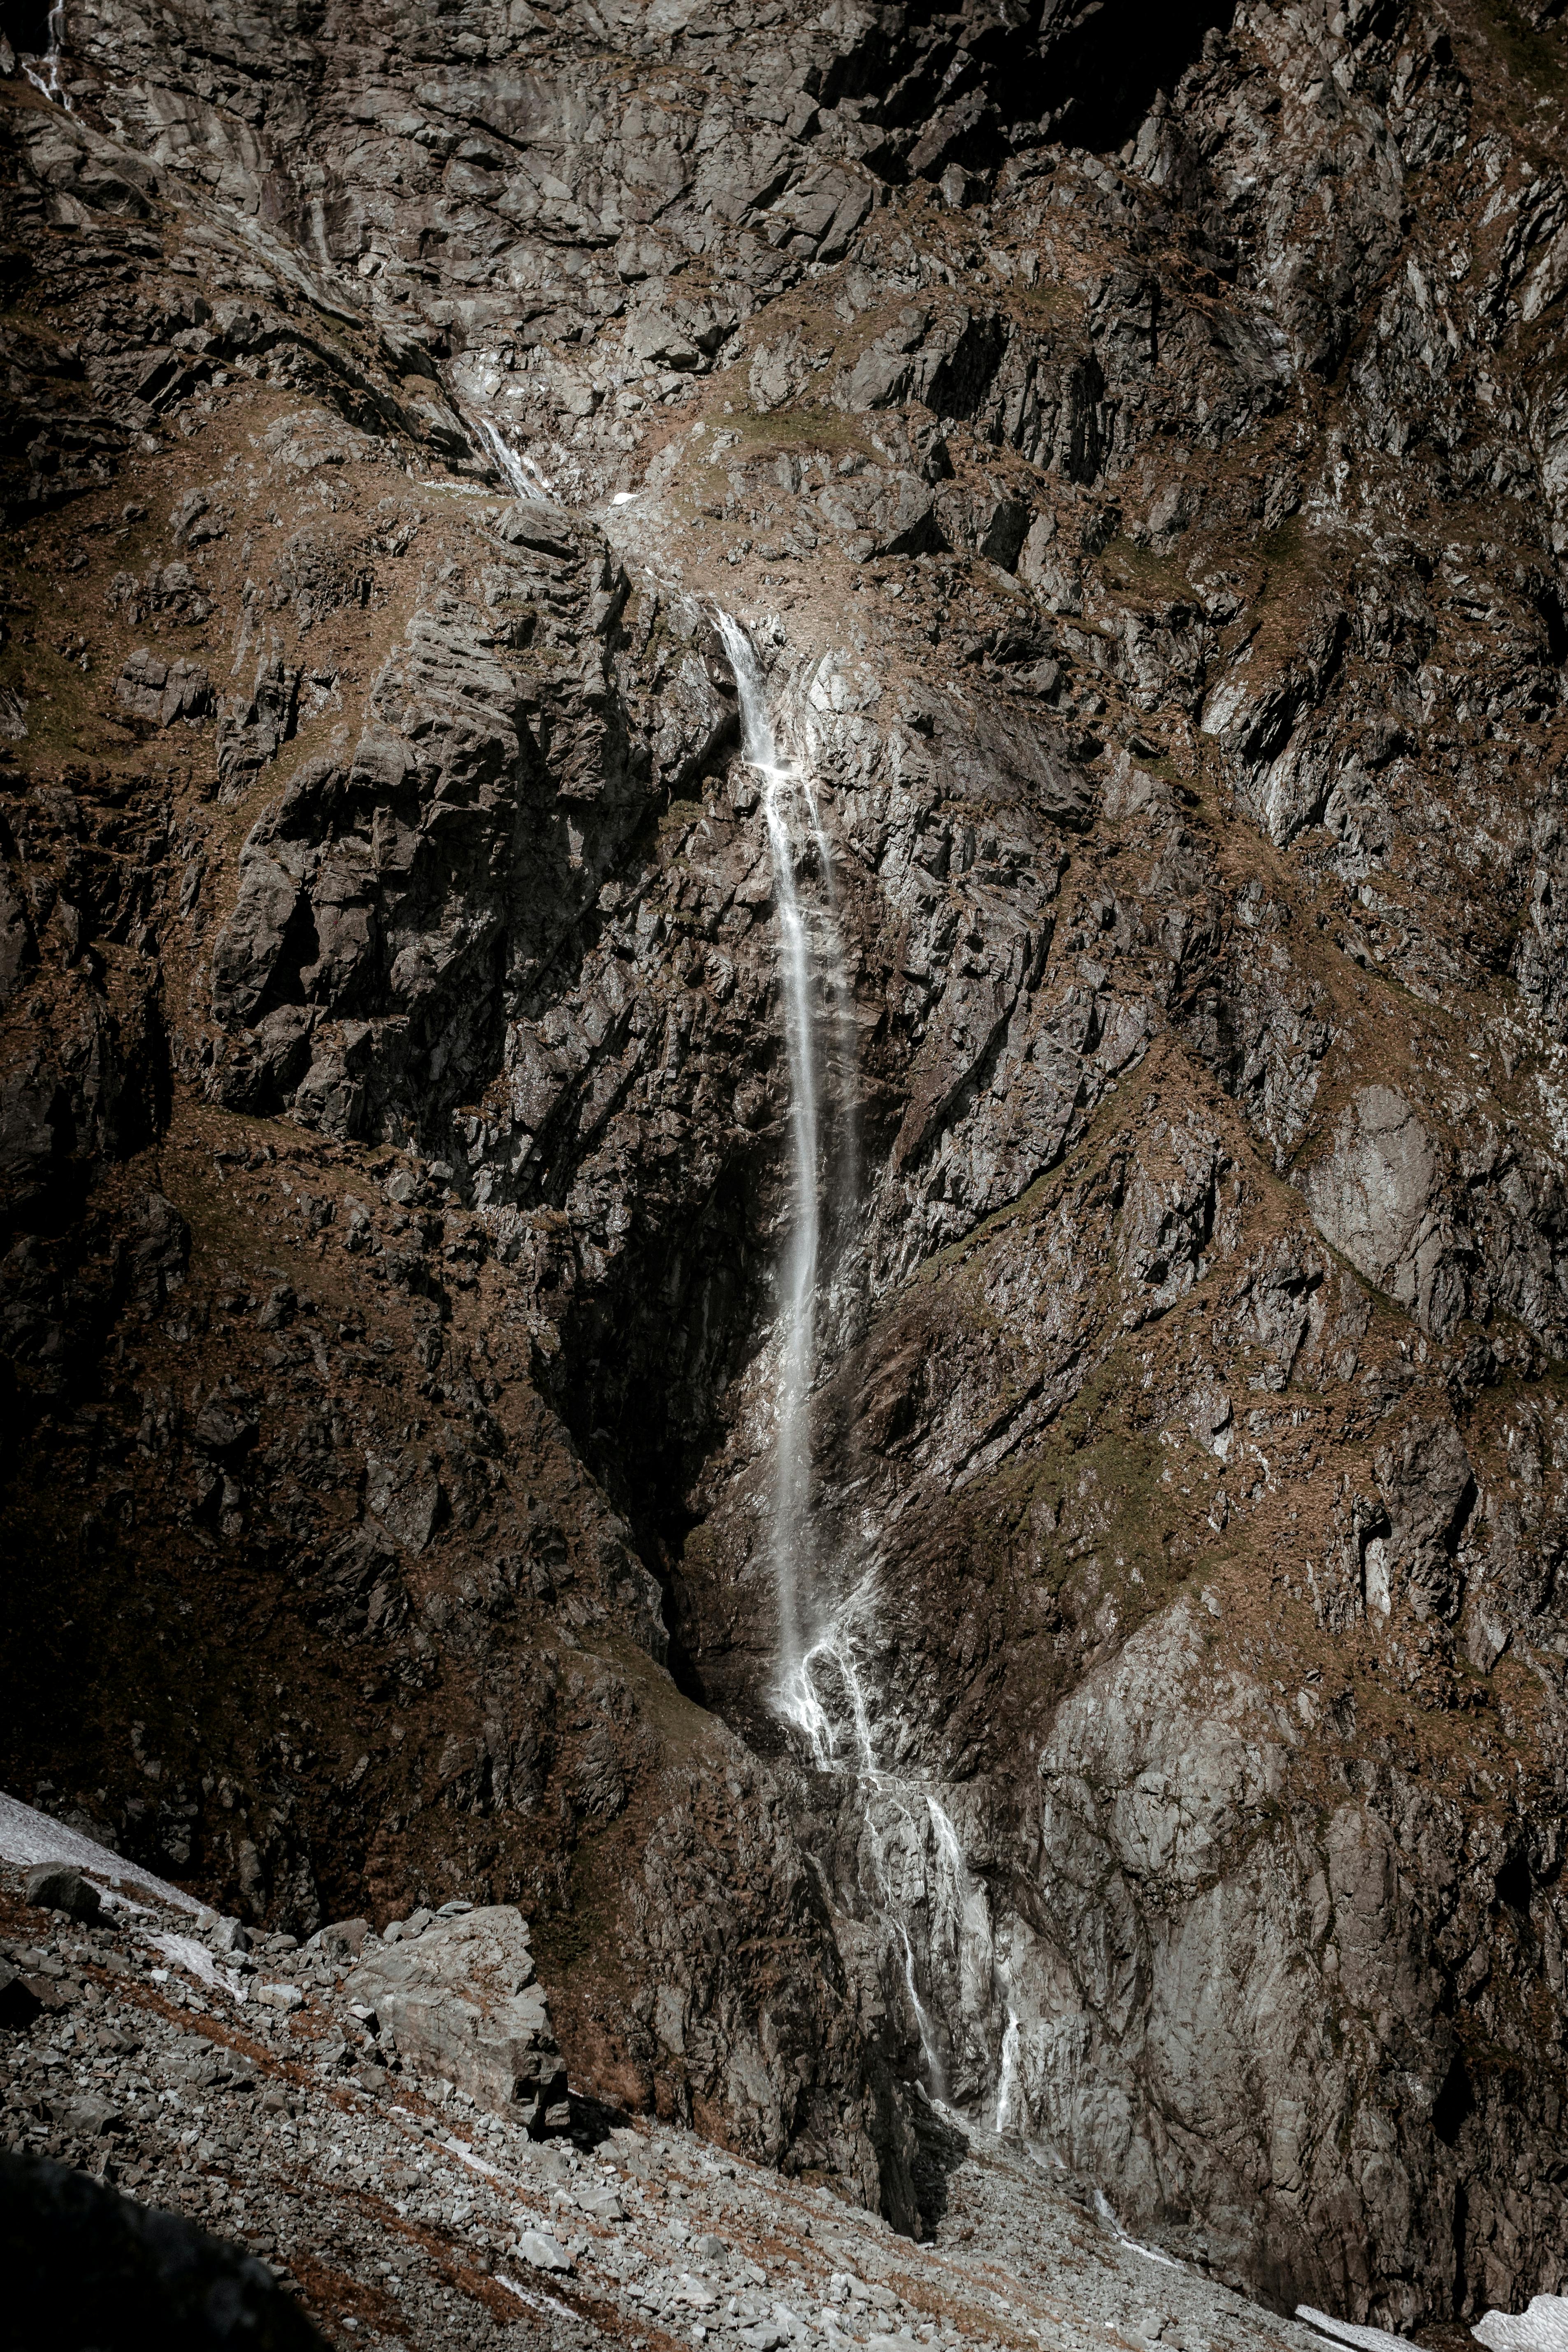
[5,0,1568,2340]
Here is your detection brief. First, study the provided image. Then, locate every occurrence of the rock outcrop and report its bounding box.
[346,1905,567,2130]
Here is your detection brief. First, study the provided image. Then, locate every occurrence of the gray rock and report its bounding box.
[512,2228,572,2274]
[1472,2298,1568,2352]
[62,2094,123,2137]
[576,2184,625,2221]
[24,1865,101,1923]
[345,1906,567,2130]
[319,1917,370,1959]
[1298,1085,1464,1335]
[114,648,213,727]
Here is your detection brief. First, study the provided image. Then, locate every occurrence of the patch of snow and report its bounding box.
[0,1789,200,1912]
[499,2273,576,2319]
[1094,2190,1182,2271]
[147,1931,249,2003]
[1299,2307,1416,2352]
[1473,2298,1568,2352]
[442,2134,506,2182]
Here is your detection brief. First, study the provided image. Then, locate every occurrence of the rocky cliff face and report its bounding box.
[6,0,1568,2327]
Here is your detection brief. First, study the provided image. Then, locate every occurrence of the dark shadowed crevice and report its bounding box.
[1493,1852,1532,1915]
[1534,581,1568,664]
[551,1158,767,1708]
[1034,0,1239,152]
[1433,2050,1473,2145]
[9,0,57,57]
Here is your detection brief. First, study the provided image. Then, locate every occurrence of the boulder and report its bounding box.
[62,2095,123,2138]
[1473,2299,1568,2352]
[576,2184,624,2221]
[512,2228,572,2273]
[345,1905,567,2131]
[24,1865,101,1924]
[319,1917,370,1959]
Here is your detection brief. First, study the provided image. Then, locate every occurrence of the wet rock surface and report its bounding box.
[4,0,1568,2334]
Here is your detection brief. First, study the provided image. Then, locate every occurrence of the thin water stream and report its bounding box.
[21,0,73,108]
[719,610,1023,2133]
[463,405,555,500]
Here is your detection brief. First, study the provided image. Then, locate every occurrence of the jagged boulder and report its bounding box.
[346,1908,567,2132]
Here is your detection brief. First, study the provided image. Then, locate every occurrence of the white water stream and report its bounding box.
[716,611,839,1685]
[21,0,73,108]
[719,611,1022,2130]
[464,406,555,500]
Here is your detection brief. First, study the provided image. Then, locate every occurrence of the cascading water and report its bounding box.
[21,0,73,108]
[461,404,556,501]
[720,610,1024,2135]
[994,2009,1023,2132]
[715,610,829,1685]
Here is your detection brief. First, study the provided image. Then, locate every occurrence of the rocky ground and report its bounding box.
[7,0,1568,2334]
[0,1821,1376,2352]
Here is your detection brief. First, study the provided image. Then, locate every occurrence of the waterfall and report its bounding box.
[719,609,1022,2131]
[994,2009,1022,2133]
[716,610,831,1688]
[21,0,73,108]
[464,407,555,500]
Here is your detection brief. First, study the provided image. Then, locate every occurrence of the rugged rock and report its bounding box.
[345,1904,567,2129]
[5,0,1568,2330]
[23,1866,100,1924]
[0,1831,1373,2352]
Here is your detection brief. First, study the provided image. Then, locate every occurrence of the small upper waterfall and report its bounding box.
[464,405,555,500]
[21,0,73,108]
[720,610,1025,2135]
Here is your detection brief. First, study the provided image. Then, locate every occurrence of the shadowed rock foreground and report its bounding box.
[5,0,1568,2338]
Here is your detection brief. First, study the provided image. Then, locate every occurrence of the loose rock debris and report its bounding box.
[1,1829,1347,2352]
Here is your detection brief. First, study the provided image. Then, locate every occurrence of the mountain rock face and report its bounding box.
[6,0,1568,2330]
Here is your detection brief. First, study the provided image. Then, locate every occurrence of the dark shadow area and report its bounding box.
[566,2087,633,2151]
[554,1155,764,1713]
[1535,581,1568,664]
[1494,1852,1532,1915]
[1035,0,1239,153]
[1433,2051,1475,2146]
[0,2148,325,2350]
[9,0,56,56]
[909,2089,970,2240]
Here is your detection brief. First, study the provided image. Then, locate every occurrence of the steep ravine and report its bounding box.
[6,0,1568,2333]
